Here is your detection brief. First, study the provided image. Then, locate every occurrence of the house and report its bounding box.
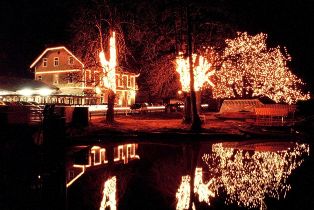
[30,46,138,106]
[30,46,89,96]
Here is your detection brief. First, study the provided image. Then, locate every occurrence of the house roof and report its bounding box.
[0,76,58,92]
[30,46,84,68]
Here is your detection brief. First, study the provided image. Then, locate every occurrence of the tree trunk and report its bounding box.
[106,90,115,124]
[196,91,201,114]
[182,93,191,124]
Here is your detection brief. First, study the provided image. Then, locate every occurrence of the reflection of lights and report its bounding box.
[66,165,85,188]
[176,175,190,210]
[67,144,139,187]
[38,88,53,96]
[17,88,33,96]
[202,142,310,209]
[99,31,117,93]
[100,176,117,210]
[176,168,216,210]
[194,168,215,205]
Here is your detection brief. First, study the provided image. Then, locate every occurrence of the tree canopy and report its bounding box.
[213,32,310,104]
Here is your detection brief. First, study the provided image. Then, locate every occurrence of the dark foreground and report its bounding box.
[0,112,313,210]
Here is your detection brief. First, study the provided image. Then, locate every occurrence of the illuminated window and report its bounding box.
[115,74,119,87]
[54,57,59,66]
[95,72,100,84]
[68,56,74,65]
[37,75,42,81]
[127,75,131,87]
[123,75,127,87]
[43,58,47,67]
[118,74,123,87]
[86,71,91,83]
[130,76,135,88]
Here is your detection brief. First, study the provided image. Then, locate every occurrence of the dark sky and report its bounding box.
[1,0,313,90]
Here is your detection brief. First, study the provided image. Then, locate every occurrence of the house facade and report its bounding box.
[30,46,138,106]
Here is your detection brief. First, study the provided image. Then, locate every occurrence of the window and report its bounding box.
[67,73,73,83]
[94,72,100,84]
[118,74,123,87]
[43,58,47,67]
[115,74,119,87]
[53,74,59,84]
[54,57,59,66]
[123,75,128,87]
[68,56,74,65]
[37,75,42,81]
[131,76,135,88]
[86,71,91,83]
[127,75,131,87]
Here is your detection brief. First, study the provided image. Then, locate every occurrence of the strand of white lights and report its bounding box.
[213,32,310,104]
[176,52,215,92]
[99,176,117,210]
[99,31,117,93]
[202,143,309,209]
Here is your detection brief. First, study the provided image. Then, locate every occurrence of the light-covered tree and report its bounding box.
[70,0,137,123]
[213,32,310,104]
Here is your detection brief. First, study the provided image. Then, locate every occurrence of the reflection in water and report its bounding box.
[176,175,191,210]
[194,168,215,205]
[202,142,310,209]
[66,141,311,210]
[99,176,117,210]
[66,144,139,188]
[176,168,215,210]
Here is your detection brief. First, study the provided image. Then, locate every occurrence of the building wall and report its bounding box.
[32,47,138,105]
[35,49,82,71]
[34,48,85,95]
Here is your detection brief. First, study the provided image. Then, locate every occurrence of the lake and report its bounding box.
[65,138,313,210]
[1,123,313,210]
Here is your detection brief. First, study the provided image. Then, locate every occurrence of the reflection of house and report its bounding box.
[114,144,139,164]
[66,144,139,188]
[30,46,138,106]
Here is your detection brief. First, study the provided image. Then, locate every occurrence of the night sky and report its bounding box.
[1,0,314,90]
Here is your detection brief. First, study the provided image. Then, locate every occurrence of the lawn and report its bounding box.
[86,112,242,134]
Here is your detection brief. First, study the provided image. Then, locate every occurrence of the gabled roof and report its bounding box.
[30,46,84,68]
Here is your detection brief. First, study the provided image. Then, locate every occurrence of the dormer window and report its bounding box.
[68,56,74,65]
[43,58,47,67]
[54,57,59,66]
